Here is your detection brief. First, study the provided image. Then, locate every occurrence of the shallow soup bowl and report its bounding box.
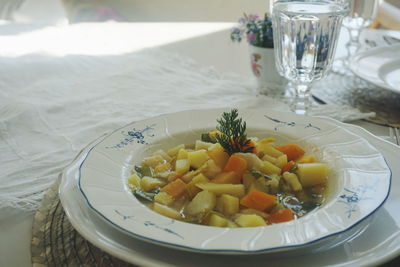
[78,108,391,254]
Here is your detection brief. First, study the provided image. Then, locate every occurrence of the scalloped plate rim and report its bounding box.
[76,108,392,254]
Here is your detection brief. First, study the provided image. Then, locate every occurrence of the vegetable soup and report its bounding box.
[127,110,328,228]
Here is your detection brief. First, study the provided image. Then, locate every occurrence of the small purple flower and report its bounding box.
[246,33,257,44]
[230,13,274,48]
[238,17,246,25]
[247,14,259,22]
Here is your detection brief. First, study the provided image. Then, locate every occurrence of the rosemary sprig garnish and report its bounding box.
[216,109,253,155]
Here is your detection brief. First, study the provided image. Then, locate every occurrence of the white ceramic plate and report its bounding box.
[350,44,400,94]
[75,109,390,254]
[60,113,400,266]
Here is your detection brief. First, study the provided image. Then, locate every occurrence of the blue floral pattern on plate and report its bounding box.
[106,124,156,149]
[114,210,184,239]
[339,180,378,218]
[264,115,321,131]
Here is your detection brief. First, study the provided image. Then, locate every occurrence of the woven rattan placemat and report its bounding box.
[313,72,400,127]
[31,178,134,267]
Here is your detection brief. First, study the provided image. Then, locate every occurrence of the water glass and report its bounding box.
[272,0,348,114]
[343,0,379,62]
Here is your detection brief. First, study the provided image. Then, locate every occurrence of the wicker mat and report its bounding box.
[313,72,400,127]
[31,178,134,267]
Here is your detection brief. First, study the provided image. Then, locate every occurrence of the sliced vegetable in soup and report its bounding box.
[128,109,328,228]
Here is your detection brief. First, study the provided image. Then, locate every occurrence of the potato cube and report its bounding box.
[234,153,263,170]
[207,150,229,169]
[216,194,239,216]
[282,172,303,192]
[187,149,210,169]
[262,154,277,164]
[181,163,208,183]
[234,214,267,227]
[297,163,328,187]
[207,213,232,227]
[153,203,181,220]
[175,159,190,174]
[177,148,188,160]
[154,162,172,173]
[196,183,245,198]
[207,143,224,152]
[212,171,240,184]
[275,154,288,169]
[127,173,141,190]
[267,175,280,194]
[167,144,185,157]
[242,173,257,190]
[154,192,174,206]
[187,173,210,198]
[259,161,281,176]
[195,140,213,150]
[203,159,221,178]
[142,155,165,168]
[140,176,165,191]
[153,149,172,162]
[297,155,316,163]
[226,220,238,228]
[257,143,283,158]
[240,208,270,220]
[185,190,216,216]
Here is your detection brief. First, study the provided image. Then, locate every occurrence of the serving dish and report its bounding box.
[349,44,400,94]
[60,113,400,266]
[74,109,390,254]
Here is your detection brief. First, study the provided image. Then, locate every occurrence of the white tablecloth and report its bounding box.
[0,22,268,219]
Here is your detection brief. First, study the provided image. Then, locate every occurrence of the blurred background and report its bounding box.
[2,0,399,29]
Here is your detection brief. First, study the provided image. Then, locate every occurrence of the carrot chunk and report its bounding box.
[281,160,296,173]
[269,208,294,224]
[240,190,276,211]
[223,155,248,178]
[160,179,187,198]
[241,140,257,154]
[276,144,305,161]
[212,171,240,184]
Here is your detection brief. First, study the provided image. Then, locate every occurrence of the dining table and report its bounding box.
[0,16,399,267]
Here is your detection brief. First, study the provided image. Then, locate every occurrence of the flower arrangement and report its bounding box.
[230,13,274,48]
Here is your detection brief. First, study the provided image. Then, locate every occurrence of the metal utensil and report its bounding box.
[383,35,400,45]
[389,126,400,145]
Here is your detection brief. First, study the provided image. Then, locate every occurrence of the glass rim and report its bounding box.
[272,0,350,16]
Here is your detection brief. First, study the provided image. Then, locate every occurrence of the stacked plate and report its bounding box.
[60,108,399,266]
[350,43,400,94]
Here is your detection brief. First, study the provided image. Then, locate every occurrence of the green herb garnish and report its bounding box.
[201,133,214,143]
[216,109,253,155]
[250,169,272,180]
[132,187,161,202]
[133,189,155,202]
[289,164,298,173]
[134,165,153,178]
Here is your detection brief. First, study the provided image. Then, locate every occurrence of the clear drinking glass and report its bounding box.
[342,0,379,64]
[272,0,348,114]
